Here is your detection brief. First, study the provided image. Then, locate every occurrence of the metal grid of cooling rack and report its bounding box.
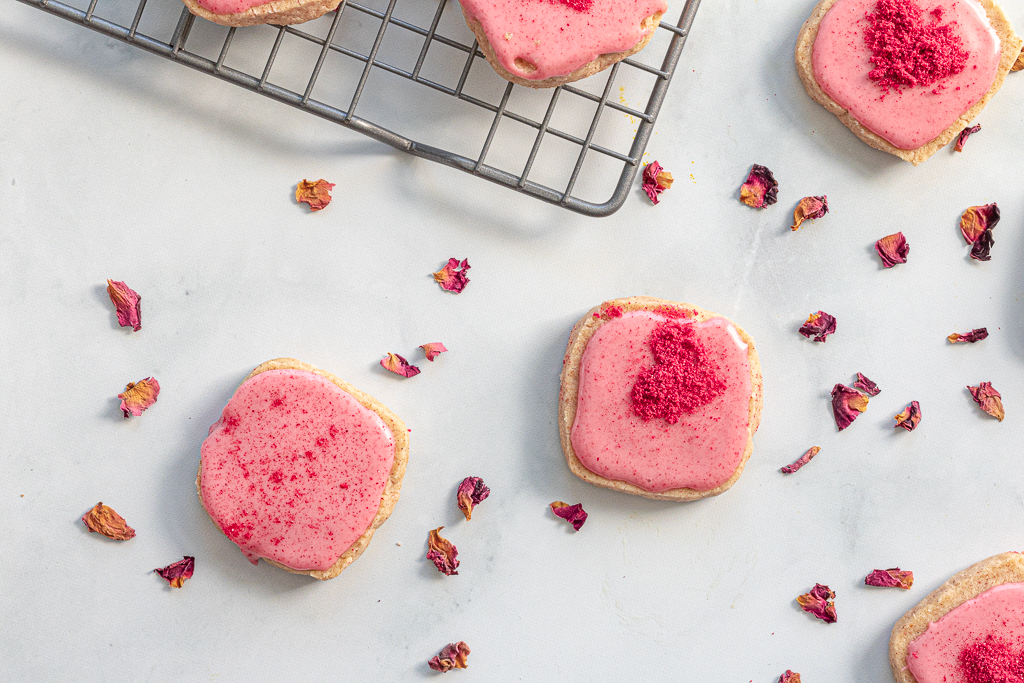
[15,0,700,216]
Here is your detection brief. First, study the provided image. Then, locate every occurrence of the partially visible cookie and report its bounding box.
[197,358,408,580]
[795,0,1022,165]
[889,552,1024,683]
[558,297,763,502]
[181,0,341,27]
[457,0,665,88]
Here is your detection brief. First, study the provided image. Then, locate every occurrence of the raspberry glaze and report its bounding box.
[200,369,395,571]
[906,583,1024,683]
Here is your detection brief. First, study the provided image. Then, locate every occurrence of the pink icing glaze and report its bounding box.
[812,0,1000,149]
[193,0,268,13]
[906,583,1024,683]
[570,312,752,493]
[200,369,394,571]
[459,0,667,81]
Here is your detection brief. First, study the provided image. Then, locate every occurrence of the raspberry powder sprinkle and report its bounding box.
[863,0,970,94]
[631,321,726,424]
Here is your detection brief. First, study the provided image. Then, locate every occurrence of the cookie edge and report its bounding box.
[794,0,1022,165]
[888,551,1024,683]
[557,296,763,502]
[461,11,663,88]
[180,0,342,27]
[196,357,409,581]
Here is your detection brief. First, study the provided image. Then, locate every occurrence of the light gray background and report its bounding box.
[2,0,1023,680]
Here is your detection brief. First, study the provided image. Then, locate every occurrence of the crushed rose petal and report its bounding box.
[456,477,490,521]
[779,672,802,683]
[894,401,921,431]
[433,258,471,294]
[381,353,421,378]
[426,527,459,575]
[832,384,869,431]
[797,583,837,623]
[118,377,160,418]
[82,502,136,540]
[971,229,995,262]
[865,567,914,589]
[948,328,988,344]
[799,311,837,343]
[854,372,880,397]
[295,179,335,211]
[420,342,448,361]
[428,641,470,672]
[781,446,821,474]
[875,232,909,268]
[550,501,587,531]
[955,124,981,152]
[155,556,195,588]
[960,204,999,244]
[106,280,142,332]
[739,164,778,209]
[791,196,828,230]
[968,382,1004,421]
[642,160,673,205]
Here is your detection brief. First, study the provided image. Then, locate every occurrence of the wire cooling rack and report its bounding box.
[16,0,700,216]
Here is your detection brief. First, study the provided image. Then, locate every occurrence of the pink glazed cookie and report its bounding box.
[459,0,667,87]
[181,0,341,26]
[890,552,1024,683]
[198,358,408,580]
[795,0,1022,164]
[558,297,763,502]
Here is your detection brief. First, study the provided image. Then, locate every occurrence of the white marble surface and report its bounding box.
[3,0,1024,680]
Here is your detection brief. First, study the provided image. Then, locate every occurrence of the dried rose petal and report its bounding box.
[155,556,195,588]
[456,477,490,521]
[781,446,821,474]
[865,567,914,589]
[854,372,880,397]
[874,232,909,268]
[797,583,837,623]
[779,672,802,683]
[948,328,988,344]
[433,258,470,294]
[968,382,1004,421]
[642,160,673,205]
[295,179,335,211]
[106,279,142,332]
[118,377,160,418]
[954,124,981,152]
[428,641,470,672]
[799,311,837,343]
[894,401,921,431]
[420,342,448,362]
[82,502,136,540]
[380,353,421,378]
[832,384,869,431]
[791,195,828,230]
[971,229,995,261]
[960,204,999,244]
[427,527,459,575]
[739,164,778,209]
[550,501,587,531]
